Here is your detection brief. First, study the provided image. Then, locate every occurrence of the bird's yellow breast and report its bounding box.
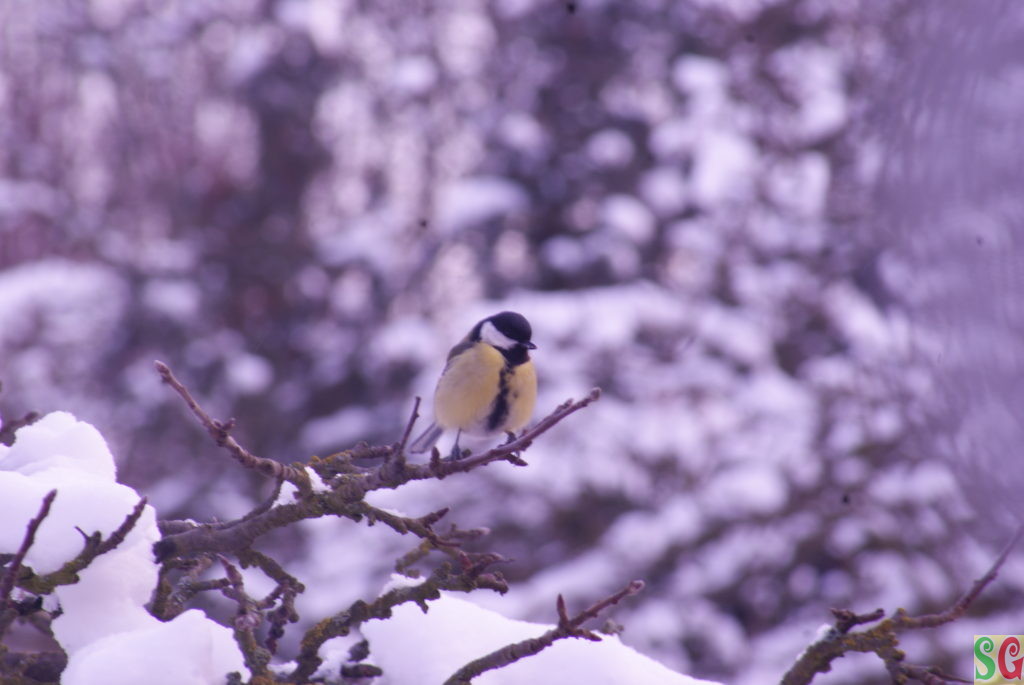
[434,342,536,435]
[503,358,537,433]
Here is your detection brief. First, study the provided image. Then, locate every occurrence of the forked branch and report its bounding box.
[445,579,645,685]
[782,524,1024,685]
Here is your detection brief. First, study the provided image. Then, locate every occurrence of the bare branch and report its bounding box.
[95,497,149,557]
[153,501,310,562]
[1,491,56,606]
[359,388,602,492]
[0,651,67,683]
[397,397,421,456]
[375,396,421,484]
[0,491,57,642]
[148,380,601,684]
[155,360,308,488]
[237,479,286,525]
[17,497,148,595]
[149,556,215,620]
[237,548,304,655]
[781,523,1024,685]
[831,607,884,634]
[218,556,271,678]
[445,579,645,685]
[893,523,1024,630]
[155,391,602,561]
[290,561,509,683]
[0,410,40,447]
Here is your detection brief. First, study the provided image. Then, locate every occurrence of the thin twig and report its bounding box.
[0,411,40,446]
[234,547,305,655]
[434,388,602,477]
[397,397,421,456]
[781,523,1024,685]
[0,492,58,642]
[219,557,271,678]
[381,396,420,481]
[17,497,148,596]
[1,490,56,606]
[358,388,602,492]
[155,391,602,561]
[237,479,286,525]
[95,497,148,556]
[155,361,307,487]
[148,381,601,682]
[831,607,884,634]
[893,523,1024,630]
[290,561,509,683]
[445,580,645,685]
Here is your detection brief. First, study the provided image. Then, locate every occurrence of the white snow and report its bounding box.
[0,259,125,349]
[391,55,438,95]
[542,236,588,273]
[698,304,772,364]
[770,41,848,142]
[225,352,274,394]
[300,405,376,450]
[690,129,757,207]
[273,466,330,505]
[498,112,548,153]
[438,8,495,77]
[823,282,893,355]
[700,465,788,517]
[141,278,201,321]
[61,609,246,685]
[436,176,528,232]
[671,56,728,101]
[602,194,657,243]
[274,480,300,506]
[640,166,689,217]
[307,466,330,493]
[649,118,692,159]
[0,413,249,684]
[0,411,116,484]
[361,583,722,685]
[587,129,636,167]
[765,152,830,218]
[0,178,58,216]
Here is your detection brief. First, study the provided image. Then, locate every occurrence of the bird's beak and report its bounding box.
[524,341,537,350]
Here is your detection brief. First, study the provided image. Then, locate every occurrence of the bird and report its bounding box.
[409,311,537,458]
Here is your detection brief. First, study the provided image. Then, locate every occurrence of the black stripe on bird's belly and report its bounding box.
[486,365,513,432]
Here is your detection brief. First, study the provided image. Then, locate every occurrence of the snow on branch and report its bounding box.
[290,561,512,682]
[0,490,56,640]
[147,361,603,683]
[444,579,646,685]
[0,406,40,447]
[16,495,148,596]
[782,524,1024,685]
[153,361,600,562]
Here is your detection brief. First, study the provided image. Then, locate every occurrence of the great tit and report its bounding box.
[410,311,537,457]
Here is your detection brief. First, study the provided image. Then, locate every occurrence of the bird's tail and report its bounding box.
[409,422,444,454]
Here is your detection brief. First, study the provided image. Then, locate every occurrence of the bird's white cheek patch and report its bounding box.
[480,321,517,350]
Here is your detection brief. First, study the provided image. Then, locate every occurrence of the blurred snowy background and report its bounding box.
[2,0,1023,682]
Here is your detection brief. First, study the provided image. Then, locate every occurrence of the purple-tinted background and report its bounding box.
[2,1,1022,682]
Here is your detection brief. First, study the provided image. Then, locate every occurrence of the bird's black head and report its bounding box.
[489,311,533,346]
[473,311,536,364]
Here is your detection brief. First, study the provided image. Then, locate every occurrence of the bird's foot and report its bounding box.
[445,444,468,462]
